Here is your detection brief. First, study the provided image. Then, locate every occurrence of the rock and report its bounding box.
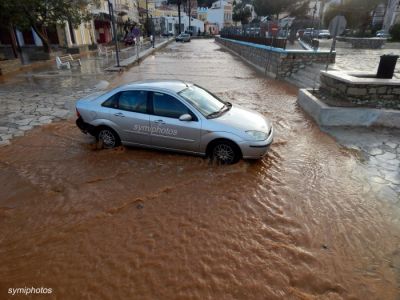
[0,140,10,146]
[384,142,398,149]
[376,152,397,161]
[368,148,384,156]
[19,125,33,131]
[15,118,34,126]
[347,87,367,96]
[38,115,53,121]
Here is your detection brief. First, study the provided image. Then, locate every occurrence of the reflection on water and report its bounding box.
[0,40,399,299]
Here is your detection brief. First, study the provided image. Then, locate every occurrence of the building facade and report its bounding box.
[383,0,400,31]
[207,0,233,31]
[160,14,205,35]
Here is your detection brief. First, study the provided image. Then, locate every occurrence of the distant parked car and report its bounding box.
[176,33,191,42]
[185,30,194,36]
[75,80,274,164]
[376,30,391,39]
[296,29,305,38]
[318,29,331,39]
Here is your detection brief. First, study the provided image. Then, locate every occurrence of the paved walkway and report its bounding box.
[0,37,170,146]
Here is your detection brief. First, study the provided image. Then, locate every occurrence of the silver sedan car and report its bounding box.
[76,80,273,164]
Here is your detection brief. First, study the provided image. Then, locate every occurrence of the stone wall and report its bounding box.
[336,37,386,49]
[320,71,400,109]
[216,37,335,79]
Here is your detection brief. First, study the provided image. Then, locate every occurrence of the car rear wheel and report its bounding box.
[210,140,241,164]
[97,127,120,149]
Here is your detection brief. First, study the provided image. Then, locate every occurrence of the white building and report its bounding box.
[161,14,205,35]
[207,0,233,31]
[383,0,400,31]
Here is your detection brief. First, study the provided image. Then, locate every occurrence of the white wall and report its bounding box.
[207,7,223,30]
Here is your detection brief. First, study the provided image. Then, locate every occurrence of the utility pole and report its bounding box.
[108,0,120,67]
[178,0,182,34]
[188,0,191,33]
[146,0,149,36]
[311,1,317,38]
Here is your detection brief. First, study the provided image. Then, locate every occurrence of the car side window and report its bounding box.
[118,91,147,113]
[152,92,190,119]
[102,93,118,108]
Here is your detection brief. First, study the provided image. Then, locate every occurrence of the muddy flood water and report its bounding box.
[1,40,400,299]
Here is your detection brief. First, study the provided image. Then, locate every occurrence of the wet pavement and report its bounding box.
[0,37,170,146]
[1,40,400,299]
[319,39,400,78]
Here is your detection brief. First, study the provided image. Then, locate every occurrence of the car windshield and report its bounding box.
[178,85,228,118]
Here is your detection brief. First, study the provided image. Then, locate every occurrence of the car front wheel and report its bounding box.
[210,140,241,164]
[97,127,120,149]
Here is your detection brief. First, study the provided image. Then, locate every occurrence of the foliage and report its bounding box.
[389,23,400,41]
[253,0,309,19]
[323,0,385,34]
[0,0,95,52]
[233,2,252,25]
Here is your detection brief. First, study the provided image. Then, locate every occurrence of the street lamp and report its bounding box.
[107,0,121,67]
[311,1,317,38]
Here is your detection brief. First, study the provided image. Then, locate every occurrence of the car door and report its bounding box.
[108,90,151,146]
[149,91,201,153]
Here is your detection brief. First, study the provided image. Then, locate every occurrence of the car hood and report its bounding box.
[210,104,271,133]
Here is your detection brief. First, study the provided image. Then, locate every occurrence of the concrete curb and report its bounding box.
[105,38,173,72]
[298,88,400,128]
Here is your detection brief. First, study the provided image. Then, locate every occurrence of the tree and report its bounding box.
[389,23,400,41]
[1,0,95,53]
[233,3,252,25]
[323,0,386,35]
[253,0,309,20]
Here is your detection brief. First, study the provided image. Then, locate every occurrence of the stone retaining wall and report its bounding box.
[336,37,386,49]
[216,37,335,79]
[320,71,400,109]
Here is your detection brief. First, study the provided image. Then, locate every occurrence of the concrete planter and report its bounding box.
[298,89,400,128]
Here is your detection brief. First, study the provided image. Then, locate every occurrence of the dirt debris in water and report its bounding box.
[0,40,400,300]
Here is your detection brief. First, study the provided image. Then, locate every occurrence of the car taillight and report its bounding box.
[76,108,81,118]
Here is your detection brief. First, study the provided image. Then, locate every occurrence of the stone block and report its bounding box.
[347,87,367,96]
[377,87,388,94]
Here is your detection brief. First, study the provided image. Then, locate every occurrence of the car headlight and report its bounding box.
[245,130,268,141]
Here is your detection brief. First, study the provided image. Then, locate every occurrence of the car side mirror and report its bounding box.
[179,114,192,121]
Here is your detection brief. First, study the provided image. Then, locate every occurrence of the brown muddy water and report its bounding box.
[1,40,400,299]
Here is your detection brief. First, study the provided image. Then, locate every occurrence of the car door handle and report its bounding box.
[114,112,125,117]
[154,119,165,124]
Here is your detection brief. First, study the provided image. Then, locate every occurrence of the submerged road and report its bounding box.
[0,40,400,299]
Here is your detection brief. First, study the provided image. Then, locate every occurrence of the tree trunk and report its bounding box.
[8,25,19,58]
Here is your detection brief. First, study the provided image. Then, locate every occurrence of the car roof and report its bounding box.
[119,80,190,93]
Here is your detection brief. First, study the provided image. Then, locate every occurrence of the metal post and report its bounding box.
[146,0,149,36]
[178,0,181,34]
[188,0,191,33]
[108,0,120,67]
[325,17,340,71]
[151,15,155,48]
[311,2,317,38]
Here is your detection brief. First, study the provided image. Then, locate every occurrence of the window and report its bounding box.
[102,93,118,108]
[152,92,189,119]
[178,85,225,117]
[118,91,147,113]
